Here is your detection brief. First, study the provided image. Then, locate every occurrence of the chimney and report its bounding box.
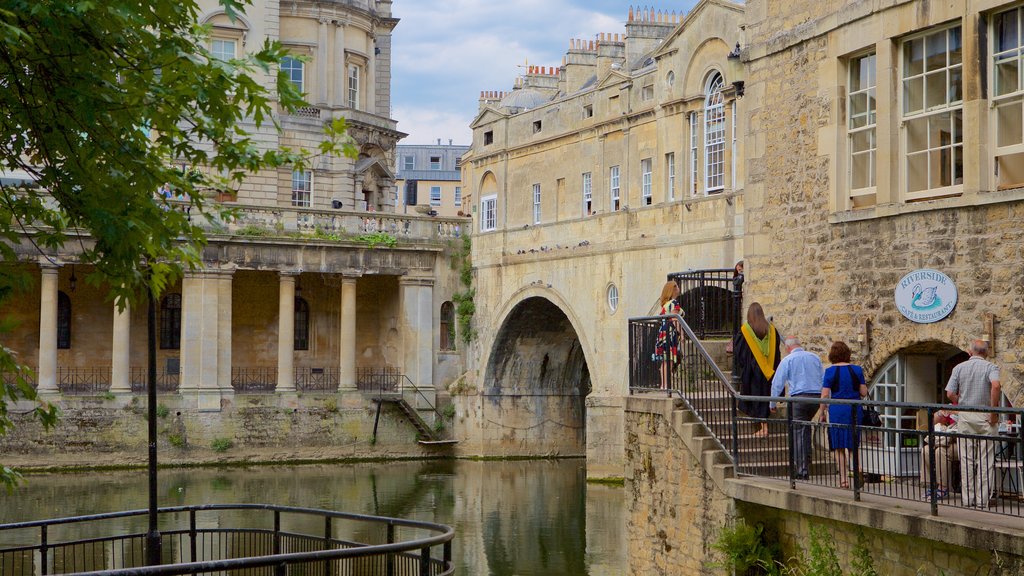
[624,5,679,68]
[597,33,625,81]
[565,37,598,93]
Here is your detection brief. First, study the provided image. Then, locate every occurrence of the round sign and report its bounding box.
[895,269,957,324]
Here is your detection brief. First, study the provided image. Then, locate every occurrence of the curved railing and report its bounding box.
[0,503,454,575]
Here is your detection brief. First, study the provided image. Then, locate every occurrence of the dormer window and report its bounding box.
[533,120,542,133]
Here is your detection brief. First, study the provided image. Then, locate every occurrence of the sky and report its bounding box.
[390,1,701,146]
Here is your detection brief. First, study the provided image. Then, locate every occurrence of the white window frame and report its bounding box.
[690,112,699,196]
[480,194,497,232]
[704,72,726,194]
[291,169,312,207]
[641,158,652,205]
[607,284,619,313]
[454,186,462,206]
[848,51,878,198]
[347,64,360,109]
[582,172,592,216]
[211,39,236,61]
[280,56,304,93]
[610,165,621,211]
[430,186,442,207]
[992,7,1024,189]
[532,183,541,224]
[430,156,441,170]
[403,155,415,171]
[900,25,963,200]
[666,152,676,201]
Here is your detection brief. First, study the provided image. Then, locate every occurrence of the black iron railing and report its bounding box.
[129,367,180,393]
[57,367,111,395]
[629,313,1024,518]
[357,366,402,393]
[668,268,741,339]
[295,367,339,392]
[230,367,277,393]
[1,369,36,388]
[0,503,453,575]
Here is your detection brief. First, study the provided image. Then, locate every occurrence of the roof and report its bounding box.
[396,170,462,182]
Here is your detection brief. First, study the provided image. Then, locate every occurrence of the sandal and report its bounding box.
[839,481,850,489]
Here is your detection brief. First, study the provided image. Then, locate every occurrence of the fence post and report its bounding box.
[386,523,396,576]
[926,407,938,516]
[851,403,860,501]
[730,395,740,464]
[420,546,431,576]
[323,516,332,576]
[787,403,796,489]
[189,509,197,564]
[40,524,48,576]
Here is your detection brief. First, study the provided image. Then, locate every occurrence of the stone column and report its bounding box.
[333,23,347,108]
[317,18,330,106]
[338,275,359,391]
[180,271,228,409]
[365,34,376,115]
[399,276,434,394]
[36,264,59,394]
[217,272,233,392]
[110,301,132,394]
[277,272,297,392]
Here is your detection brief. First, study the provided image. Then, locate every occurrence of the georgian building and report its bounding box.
[460,1,746,475]
[395,141,471,218]
[1,0,467,422]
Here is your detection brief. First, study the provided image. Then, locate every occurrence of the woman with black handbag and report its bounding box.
[818,341,868,489]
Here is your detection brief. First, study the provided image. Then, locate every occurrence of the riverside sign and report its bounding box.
[895,269,958,324]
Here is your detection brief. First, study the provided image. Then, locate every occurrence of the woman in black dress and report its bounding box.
[732,302,780,437]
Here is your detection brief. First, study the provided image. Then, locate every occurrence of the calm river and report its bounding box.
[0,459,626,575]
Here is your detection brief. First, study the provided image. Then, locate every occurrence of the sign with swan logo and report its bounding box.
[895,269,958,323]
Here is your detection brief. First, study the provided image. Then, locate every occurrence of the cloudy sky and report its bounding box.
[391,1,700,145]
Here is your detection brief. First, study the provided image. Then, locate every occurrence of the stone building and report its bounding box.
[395,141,471,218]
[742,0,1024,467]
[460,1,747,476]
[1,0,468,452]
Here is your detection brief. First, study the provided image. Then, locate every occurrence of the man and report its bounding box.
[770,337,824,480]
[946,339,1001,509]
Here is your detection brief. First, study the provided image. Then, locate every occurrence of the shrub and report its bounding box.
[211,437,233,452]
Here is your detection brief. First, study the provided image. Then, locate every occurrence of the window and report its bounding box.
[704,72,726,193]
[57,291,71,349]
[403,155,415,171]
[455,157,462,169]
[610,165,621,211]
[902,26,962,198]
[430,156,441,170]
[532,183,541,224]
[454,186,462,206]
[690,112,699,195]
[484,131,494,145]
[532,120,542,133]
[280,56,304,93]
[993,7,1024,188]
[607,284,619,313]
[347,64,360,109]
[640,158,653,205]
[582,172,592,216]
[291,169,312,207]
[666,152,676,201]
[211,39,236,61]
[430,186,441,206]
[848,52,877,194]
[666,71,675,89]
[583,104,593,118]
[160,293,182,350]
[480,195,497,232]
[641,84,654,101]
[294,297,309,351]
[440,302,456,351]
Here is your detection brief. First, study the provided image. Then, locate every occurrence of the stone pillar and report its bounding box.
[317,18,330,106]
[399,276,434,393]
[277,272,297,392]
[333,24,347,108]
[180,271,229,409]
[36,264,59,394]
[365,34,376,115]
[110,301,132,394]
[338,275,359,391]
[217,272,234,392]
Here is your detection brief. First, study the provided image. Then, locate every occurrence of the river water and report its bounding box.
[0,459,626,575]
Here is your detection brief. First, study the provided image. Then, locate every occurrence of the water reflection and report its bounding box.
[0,459,624,576]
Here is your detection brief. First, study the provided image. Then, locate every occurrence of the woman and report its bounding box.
[920,406,958,500]
[652,281,682,390]
[818,341,867,489]
[732,302,780,437]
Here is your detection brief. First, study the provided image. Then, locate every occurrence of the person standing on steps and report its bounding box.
[652,280,682,390]
[817,341,867,489]
[945,339,1001,509]
[732,302,780,438]
[770,336,824,480]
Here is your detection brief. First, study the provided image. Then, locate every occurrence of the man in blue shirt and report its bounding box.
[770,337,824,480]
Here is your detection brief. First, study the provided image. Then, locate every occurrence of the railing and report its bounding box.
[1,368,37,388]
[359,368,446,440]
[57,368,112,395]
[230,367,278,394]
[295,367,339,392]
[0,503,453,575]
[629,314,1024,518]
[129,368,180,393]
[667,268,741,339]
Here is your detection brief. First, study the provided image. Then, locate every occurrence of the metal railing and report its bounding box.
[359,369,447,441]
[57,368,112,395]
[668,268,741,339]
[129,368,180,393]
[295,367,339,392]
[0,503,453,575]
[629,313,1024,518]
[357,367,402,393]
[230,368,278,394]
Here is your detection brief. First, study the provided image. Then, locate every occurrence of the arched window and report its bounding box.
[159,293,181,350]
[704,72,726,193]
[57,291,71,349]
[294,297,309,351]
[440,301,456,351]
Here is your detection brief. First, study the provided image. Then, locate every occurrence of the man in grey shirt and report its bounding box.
[945,339,1002,509]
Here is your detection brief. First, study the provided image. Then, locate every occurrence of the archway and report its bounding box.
[483,297,591,454]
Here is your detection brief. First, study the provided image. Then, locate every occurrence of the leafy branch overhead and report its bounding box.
[0,0,356,488]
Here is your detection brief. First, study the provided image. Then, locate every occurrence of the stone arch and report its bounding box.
[865,323,974,380]
[200,10,253,31]
[683,37,732,95]
[479,171,499,196]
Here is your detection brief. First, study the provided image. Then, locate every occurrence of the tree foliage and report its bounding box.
[0,0,356,487]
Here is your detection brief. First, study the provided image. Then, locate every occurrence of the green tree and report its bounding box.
[0,0,355,488]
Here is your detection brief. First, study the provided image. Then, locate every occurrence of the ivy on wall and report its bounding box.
[450,234,476,343]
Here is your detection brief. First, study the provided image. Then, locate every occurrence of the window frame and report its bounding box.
[211,38,236,61]
[57,290,71,349]
[610,165,621,211]
[430,185,442,206]
[582,171,593,216]
[347,64,360,109]
[641,158,653,205]
[666,152,676,201]
[430,156,441,170]
[480,194,497,232]
[704,72,726,194]
[847,51,878,200]
[991,6,1024,190]
[159,293,182,350]
[280,56,304,94]
[402,155,415,171]
[454,186,462,206]
[291,169,312,207]
[532,183,541,224]
[690,112,699,196]
[294,296,309,351]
